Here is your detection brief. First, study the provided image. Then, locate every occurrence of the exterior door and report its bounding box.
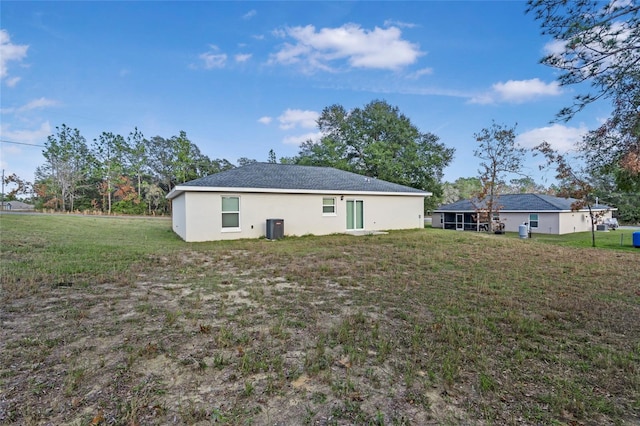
[456,213,464,230]
[346,200,364,230]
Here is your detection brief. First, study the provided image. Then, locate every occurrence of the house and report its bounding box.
[166,163,430,242]
[1,201,35,211]
[432,193,615,235]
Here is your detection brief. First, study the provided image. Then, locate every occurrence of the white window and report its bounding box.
[222,196,240,230]
[529,213,539,229]
[322,197,336,215]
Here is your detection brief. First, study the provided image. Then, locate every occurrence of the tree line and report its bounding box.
[33,125,237,214]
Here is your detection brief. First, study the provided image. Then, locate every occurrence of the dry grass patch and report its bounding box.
[0,214,638,425]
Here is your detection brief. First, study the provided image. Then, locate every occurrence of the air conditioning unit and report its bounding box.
[266,219,284,240]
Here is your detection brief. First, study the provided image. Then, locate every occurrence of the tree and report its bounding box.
[2,173,32,201]
[93,132,127,214]
[535,141,605,247]
[441,177,483,205]
[41,125,93,211]
[268,149,277,164]
[293,100,454,211]
[526,0,640,185]
[589,166,640,225]
[142,182,166,214]
[237,157,257,167]
[147,131,232,204]
[505,177,547,194]
[473,122,526,231]
[146,136,174,193]
[172,131,197,185]
[124,127,147,198]
[527,0,639,120]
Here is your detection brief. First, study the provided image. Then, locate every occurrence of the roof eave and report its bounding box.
[166,185,429,199]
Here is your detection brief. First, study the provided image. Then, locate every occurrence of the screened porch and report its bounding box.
[442,212,491,231]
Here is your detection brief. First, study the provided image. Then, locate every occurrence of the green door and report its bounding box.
[346,200,364,230]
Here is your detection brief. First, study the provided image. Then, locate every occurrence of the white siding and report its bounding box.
[431,213,444,229]
[173,191,425,242]
[558,210,613,234]
[499,212,560,234]
[170,194,187,241]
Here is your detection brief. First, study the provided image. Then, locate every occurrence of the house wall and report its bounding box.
[174,191,425,242]
[558,210,613,234]
[499,212,559,234]
[502,210,612,235]
[431,213,444,229]
[171,194,187,240]
[431,210,614,235]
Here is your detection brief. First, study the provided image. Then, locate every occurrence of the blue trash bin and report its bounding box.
[633,231,640,248]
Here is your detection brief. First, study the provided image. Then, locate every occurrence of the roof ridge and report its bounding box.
[530,193,559,209]
[533,193,576,210]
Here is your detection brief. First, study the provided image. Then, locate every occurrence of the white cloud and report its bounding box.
[517,123,588,153]
[20,97,59,113]
[0,121,52,144]
[468,93,494,105]
[283,131,322,146]
[383,19,417,29]
[543,39,566,56]
[470,78,561,104]
[199,45,227,69]
[258,116,272,125]
[243,9,257,20]
[5,76,21,87]
[407,67,433,79]
[494,78,561,102]
[1,97,59,115]
[278,109,319,130]
[270,24,423,72]
[0,30,29,83]
[235,53,252,63]
[200,52,227,69]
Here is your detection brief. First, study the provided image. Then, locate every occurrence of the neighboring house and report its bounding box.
[432,193,615,235]
[0,201,35,211]
[166,163,430,242]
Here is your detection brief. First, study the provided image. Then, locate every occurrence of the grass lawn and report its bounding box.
[1,213,638,425]
[502,227,640,251]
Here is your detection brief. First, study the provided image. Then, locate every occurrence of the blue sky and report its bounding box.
[1,1,610,189]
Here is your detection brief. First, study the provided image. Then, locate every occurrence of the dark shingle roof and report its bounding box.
[172,163,427,195]
[435,193,611,212]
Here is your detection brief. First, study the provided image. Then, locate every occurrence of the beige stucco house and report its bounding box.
[166,163,430,242]
[432,193,615,235]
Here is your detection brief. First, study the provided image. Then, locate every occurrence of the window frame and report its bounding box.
[529,213,539,229]
[322,197,336,216]
[346,199,364,230]
[221,195,241,232]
